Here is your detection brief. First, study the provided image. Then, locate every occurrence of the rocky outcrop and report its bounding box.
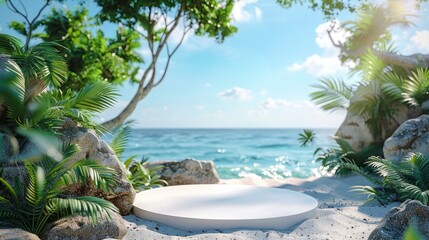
[42,212,127,240]
[368,200,429,240]
[336,85,419,151]
[144,158,220,185]
[384,115,429,162]
[335,113,375,151]
[0,228,40,240]
[0,122,135,215]
[58,123,135,215]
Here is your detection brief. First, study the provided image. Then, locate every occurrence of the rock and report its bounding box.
[42,212,127,240]
[384,115,429,162]
[144,158,220,185]
[0,133,19,163]
[0,228,40,240]
[368,200,429,240]
[58,126,136,215]
[336,86,419,151]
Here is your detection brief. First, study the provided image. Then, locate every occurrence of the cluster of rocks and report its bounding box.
[0,121,220,240]
[339,113,429,239]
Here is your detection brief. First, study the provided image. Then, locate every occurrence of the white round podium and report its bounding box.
[133,184,318,231]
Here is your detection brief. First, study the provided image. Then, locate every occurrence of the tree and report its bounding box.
[4,0,388,130]
[310,1,429,146]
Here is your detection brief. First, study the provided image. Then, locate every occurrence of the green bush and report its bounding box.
[0,144,119,236]
[344,153,429,205]
[298,130,383,176]
[109,121,168,191]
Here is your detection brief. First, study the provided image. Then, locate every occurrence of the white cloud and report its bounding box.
[262,98,292,109]
[231,0,262,23]
[315,20,349,53]
[287,20,350,76]
[204,83,212,88]
[196,105,205,110]
[411,30,429,52]
[255,7,262,20]
[287,54,343,76]
[217,87,253,101]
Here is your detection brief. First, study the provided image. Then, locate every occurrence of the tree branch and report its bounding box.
[326,23,429,69]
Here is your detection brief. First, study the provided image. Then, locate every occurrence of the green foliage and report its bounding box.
[96,0,237,43]
[310,77,353,112]
[0,144,119,236]
[37,8,143,91]
[298,129,316,147]
[0,33,68,89]
[344,153,429,205]
[109,121,168,191]
[109,120,134,159]
[0,33,118,161]
[314,138,383,176]
[341,2,413,59]
[276,0,363,19]
[124,157,168,192]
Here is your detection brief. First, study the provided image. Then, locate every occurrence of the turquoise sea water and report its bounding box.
[123,129,336,179]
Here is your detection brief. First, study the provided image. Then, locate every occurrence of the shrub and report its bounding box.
[0,144,119,236]
[344,153,429,205]
[109,121,168,191]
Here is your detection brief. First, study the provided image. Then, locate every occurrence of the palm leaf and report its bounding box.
[109,120,134,158]
[0,33,23,55]
[48,196,118,224]
[310,77,353,112]
[60,160,118,192]
[65,82,118,113]
[402,68,429,108]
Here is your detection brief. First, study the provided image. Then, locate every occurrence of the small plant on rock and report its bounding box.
[109,121,168,191]
[0,143,119,236]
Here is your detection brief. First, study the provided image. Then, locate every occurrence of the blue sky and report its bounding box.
[1,0,428,128]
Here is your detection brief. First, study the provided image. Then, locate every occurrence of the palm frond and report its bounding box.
[402,68,429,108]
[60,160,118,192]
[29,42,69,86]
[310,77,353,112]
[109,120,134,158]
[0,34,23,55]
[352,50,387,81]
[380,71,406,102]
[0,61,25,118]
[65,82,118,113]
[48,196,118,224]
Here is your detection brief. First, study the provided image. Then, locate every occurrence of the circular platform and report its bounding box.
[133,184,318,230]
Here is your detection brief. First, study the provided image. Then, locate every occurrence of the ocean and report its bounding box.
[122,128,337,179]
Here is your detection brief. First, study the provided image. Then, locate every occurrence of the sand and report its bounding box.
[122,175,398,240]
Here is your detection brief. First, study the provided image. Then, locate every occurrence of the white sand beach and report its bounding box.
[123,175,398,240]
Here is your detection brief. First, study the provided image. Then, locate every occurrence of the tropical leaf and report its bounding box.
[60,160,118,192]
[110,120,134,158]
[310,77,353,112]
[298,129,316,147]
[0,33,23,55]
[402,68,429,108]
[65,82,118,113]
[48,196,117,224]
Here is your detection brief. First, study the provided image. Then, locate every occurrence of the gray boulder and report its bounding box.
[58,124,136,215]
[144,158,220,185]
[0,228,40,240]
[42,212,127,240]
[384,115,429,162]
[0,133,19,163]
[369,200,429,240]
